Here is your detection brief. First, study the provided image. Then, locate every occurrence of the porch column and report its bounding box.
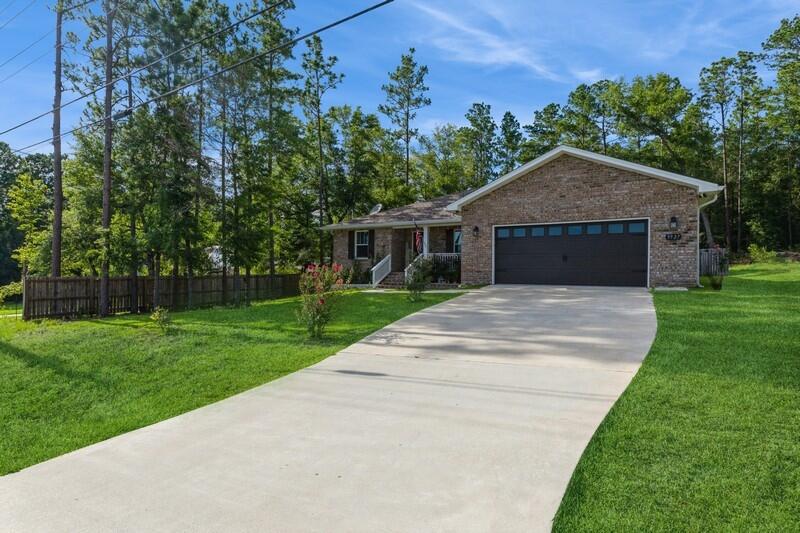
[422,226,429,255]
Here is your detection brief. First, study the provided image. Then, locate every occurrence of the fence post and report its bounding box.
[22,276,29,320]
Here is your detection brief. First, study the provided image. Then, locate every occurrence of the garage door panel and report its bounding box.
[494,221,647,287]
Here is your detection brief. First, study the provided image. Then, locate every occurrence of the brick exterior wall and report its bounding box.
[460,154,699,287]
[332,228,393,270]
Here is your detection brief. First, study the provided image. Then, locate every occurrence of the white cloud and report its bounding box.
[570,68,605,83]
[408,2,563,82]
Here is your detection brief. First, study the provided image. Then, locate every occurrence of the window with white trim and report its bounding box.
[354,230,370,259]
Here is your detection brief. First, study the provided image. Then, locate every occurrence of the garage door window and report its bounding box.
[513,227,526,238]
[531,227,545,237]
[548,226,562,236]
[629,222,646,234]
[608,223,624,234]
[497,228,510,239]
[587,224,602,235]
[568,225,582,235]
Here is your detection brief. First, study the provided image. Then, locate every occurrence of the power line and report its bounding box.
[0,0,290,137]
[11,0,395,154]
[0,0,97,71]
[0,0,19,18]
[0,46,50,84]
[0,27,53,69]
[0,0,37,32]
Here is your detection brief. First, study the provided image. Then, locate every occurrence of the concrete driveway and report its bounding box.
[0,285,656,533]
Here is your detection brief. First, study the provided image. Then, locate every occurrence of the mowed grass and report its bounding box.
[554,262,800,531]
[0,303,21,316]
[0,291,457,475]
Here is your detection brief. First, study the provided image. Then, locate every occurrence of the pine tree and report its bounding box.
[378,48,431,187]
[497,111,523,174]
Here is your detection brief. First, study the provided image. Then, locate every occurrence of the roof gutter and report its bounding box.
[321,217,462,231]
[698,188,724,209]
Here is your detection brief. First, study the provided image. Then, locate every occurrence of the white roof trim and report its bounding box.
[321,217,462,231]
[446,145,725,211]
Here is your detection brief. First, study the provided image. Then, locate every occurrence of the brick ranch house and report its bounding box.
[323,146,723,288]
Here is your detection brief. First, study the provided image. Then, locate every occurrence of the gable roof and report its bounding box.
[447,145,724,212]
[321,191,467,230]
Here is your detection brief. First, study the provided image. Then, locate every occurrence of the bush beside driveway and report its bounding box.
[554,262,800,531]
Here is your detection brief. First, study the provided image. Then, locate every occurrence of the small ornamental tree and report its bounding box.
[297,263,347,338]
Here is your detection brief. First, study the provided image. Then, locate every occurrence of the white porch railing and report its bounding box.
[370,254,392,287]
[404,253,461,284]
[431,252,460,271]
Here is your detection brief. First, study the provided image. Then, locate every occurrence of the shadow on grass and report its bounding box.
[0,340,111,387]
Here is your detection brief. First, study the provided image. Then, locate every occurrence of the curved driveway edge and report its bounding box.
[0,285,656,532]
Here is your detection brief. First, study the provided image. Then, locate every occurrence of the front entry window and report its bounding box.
[453,230,462,253]
[355,230,370,259]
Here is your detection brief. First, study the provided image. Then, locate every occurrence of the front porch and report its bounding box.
[370,225,462,287]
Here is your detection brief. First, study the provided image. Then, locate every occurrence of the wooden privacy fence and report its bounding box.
[23,274,300,320]
[699,248,729,277]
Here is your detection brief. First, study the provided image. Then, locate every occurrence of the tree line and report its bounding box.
[0,3,798,308]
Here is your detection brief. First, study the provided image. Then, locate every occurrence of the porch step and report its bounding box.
[377,272,406,289]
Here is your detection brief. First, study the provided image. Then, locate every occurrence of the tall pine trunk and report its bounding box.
[316,83,325,264]
[99,0,115,317]
[152,253,160,309]
[719,104,732,250]
[232,149,240,306]
[129,212,138,312]
[126,45,138,313]
[736,90,745,252]
[51,4,63,278]
[267,55,276,280]
[220,96,228,305]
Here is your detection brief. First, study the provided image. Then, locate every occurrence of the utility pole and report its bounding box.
[51,2,63,278]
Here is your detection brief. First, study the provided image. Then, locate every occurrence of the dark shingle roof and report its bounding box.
[326,191,467,229]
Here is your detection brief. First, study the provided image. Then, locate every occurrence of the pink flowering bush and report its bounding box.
[297,263,348,338]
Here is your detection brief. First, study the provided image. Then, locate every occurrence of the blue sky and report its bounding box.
[0,0,796,154]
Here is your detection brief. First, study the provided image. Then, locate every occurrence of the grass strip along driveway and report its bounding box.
[554,262,800,531]
[0,291,456,476]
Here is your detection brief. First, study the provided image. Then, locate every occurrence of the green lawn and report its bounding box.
[554,262,800,531]
[0,303,21,316]
[0,291,456,475]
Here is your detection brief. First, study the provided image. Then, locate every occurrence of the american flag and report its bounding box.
[415,230,423,253]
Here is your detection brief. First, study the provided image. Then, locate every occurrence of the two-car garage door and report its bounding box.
[494,219,648,287]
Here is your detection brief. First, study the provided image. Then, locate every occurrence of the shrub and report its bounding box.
[708,275,724,291]
[0,281,22,306]
[150,306,172,334]
[344,261,369,284]
[748,244,778,263]
[297,263,346,338]
[405,257,433,302]
[430,256,461,284]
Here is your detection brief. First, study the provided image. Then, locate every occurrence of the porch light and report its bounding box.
[669,216,679,229]
[472,225,480,237]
